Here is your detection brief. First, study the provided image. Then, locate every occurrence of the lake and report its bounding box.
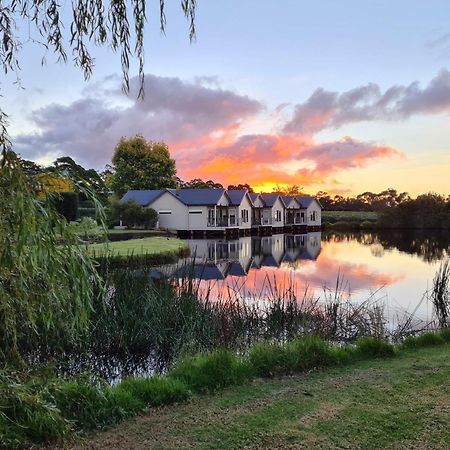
[155,230,449,323]
[54,229,449,382]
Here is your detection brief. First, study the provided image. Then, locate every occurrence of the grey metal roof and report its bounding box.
[121,190,165,206]
[248,192,259,204]
[227,190,247,206]
[296,196,318,208]
[167,188,226,206]
[281,195,299,207]
[260,193,280,207]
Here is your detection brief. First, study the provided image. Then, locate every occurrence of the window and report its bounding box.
[189,210,203,214]
[241,209,249,223]
[310,211,317,221]
[158,210,172,215]
[208,209,215,225]
[276,210,282,222]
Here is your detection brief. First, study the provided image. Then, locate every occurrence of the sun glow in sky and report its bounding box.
[3,0,450,196]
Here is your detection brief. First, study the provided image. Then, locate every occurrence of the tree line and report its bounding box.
[15,135,449,224]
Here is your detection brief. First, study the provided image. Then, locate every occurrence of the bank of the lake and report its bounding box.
[88,237,189,266]
[79,343,450,450]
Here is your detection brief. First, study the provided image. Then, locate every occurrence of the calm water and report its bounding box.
[156,230,449,321]
[49,230,448,382]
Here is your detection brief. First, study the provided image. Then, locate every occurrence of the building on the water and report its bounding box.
[121,188,322,237]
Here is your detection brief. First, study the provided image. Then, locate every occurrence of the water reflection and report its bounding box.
[153,230,448,321]
[152,233,322,281]
[323,230,450,263]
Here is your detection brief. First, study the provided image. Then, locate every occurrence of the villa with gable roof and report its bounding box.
[121,188,321,237]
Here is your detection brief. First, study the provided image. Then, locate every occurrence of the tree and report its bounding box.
[228,183,254,192]
[272,184,304,196]
[181,178,223,189]
[111,136,177,196]
[0,1,197,155]
[110,199,157,229]
[36,172,73,197]
[50,156,109,199]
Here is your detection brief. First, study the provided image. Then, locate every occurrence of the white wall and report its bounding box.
[187,206,209,230]
[238,194,253,229]
[150,192,188,231]
[306,199,322,226]
[272,197,285,226]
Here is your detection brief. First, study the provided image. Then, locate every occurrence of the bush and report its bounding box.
[249,342,286,377]
[51,378,107,429]
[283,336,337,372]
[110,199,158,229]
[249,336,349,377]
[78,207,97,218]
[0,373,70,449]
[356,337,395,358]
[169,349,253,393]
[115,376,190,407]
[329,221,360,230]
[439,327,450,342]
[402,332,445,349]
[360,220,378,229]
[50,191,79,221]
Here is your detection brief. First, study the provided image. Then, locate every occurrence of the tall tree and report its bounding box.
[228,183,254,192]
[272,184,304,196]
[111,135,177,196]
[50,156,108,197]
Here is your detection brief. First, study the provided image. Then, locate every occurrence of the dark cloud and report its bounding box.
[14,74,262,167]
[284,69,450,134]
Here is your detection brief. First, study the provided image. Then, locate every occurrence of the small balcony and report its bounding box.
[252,217,272,226]
[207,218,241,227]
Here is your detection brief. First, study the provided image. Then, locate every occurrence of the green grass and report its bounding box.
[169,349,254,393]
[82,344,450,450]
[88,236,188,257]
[107,229,165,235]
[322,210,379,222]
[3,332,450,449]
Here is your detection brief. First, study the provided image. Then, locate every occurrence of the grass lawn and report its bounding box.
[322,210,379,222]
[79,344,450,449]
[107,229,165,236]
[88,237,187,257]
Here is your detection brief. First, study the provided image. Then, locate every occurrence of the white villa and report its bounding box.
[121,188,322,237]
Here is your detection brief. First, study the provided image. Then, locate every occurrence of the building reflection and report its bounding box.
[153,233,322,281]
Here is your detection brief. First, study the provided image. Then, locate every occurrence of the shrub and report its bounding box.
[356,337,395,358]
[169,349,253,393]
[283,336,337,372]
[360,220,377,229]
[402,332,445,349]
[249,342,286,377]
[78,207,97,218]
[51,377,124,430]
[0,373,70,449]
[115,377,190,407]
[329,221,360,230]
[439,327,450,342]
[50,191,79,221]
[110,199,158,229]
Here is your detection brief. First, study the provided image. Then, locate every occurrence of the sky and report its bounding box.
[3,0,450,196]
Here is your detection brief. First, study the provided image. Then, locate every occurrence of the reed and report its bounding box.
[431,258,450,328]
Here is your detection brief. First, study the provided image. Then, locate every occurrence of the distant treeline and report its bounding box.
[378,193,450,229]
[317,188,412,211]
